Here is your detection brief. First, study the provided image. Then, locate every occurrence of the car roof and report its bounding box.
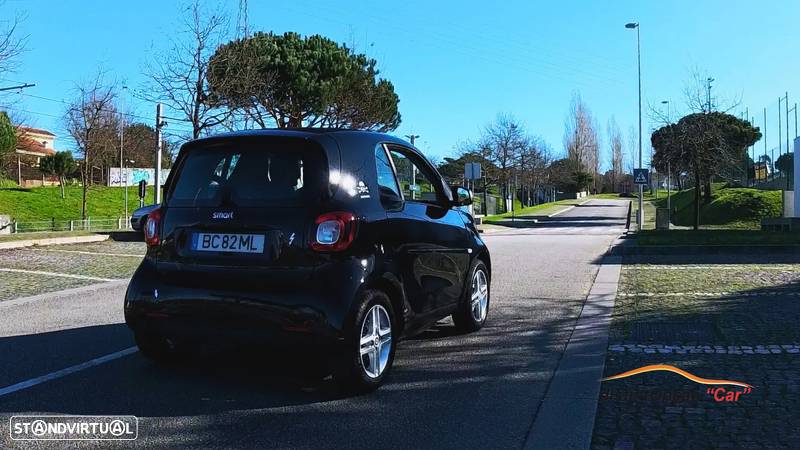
[187,128,412,150]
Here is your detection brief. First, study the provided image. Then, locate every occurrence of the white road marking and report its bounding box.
[0,267,115,282]
[31,248,144,258]
[0,347,138,397]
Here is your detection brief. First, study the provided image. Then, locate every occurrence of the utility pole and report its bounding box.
[625,22,643,230]
[763,108,768,181]
[778,96,782,180]
[786,92,791,191]
[0,83,34,92]
[155,103,164,205]
[404,134,419,200]
[785,93,790,159]
[120,86,127,223]
[744,107,749,185]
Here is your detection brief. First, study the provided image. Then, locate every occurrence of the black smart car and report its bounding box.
[124,129,491,392]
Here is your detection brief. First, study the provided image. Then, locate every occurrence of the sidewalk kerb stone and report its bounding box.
[524,255,621,450]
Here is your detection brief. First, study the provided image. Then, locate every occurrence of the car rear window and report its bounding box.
[168,140,327,207]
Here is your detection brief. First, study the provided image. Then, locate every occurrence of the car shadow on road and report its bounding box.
[0,295,583,450]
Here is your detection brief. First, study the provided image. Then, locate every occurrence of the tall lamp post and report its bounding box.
[626,22,644,231]
[119,85,128,223]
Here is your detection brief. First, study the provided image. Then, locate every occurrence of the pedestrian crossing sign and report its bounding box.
[633,169,649,185]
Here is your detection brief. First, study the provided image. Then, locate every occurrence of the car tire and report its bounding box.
[134,331,178,363]
[333,289,396,393]
[452,260,490,333]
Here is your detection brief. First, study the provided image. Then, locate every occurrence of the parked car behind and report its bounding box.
[124,129,491,392]
[130,203,159,232]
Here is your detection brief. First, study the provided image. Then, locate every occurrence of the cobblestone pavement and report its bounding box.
[0,240,145,302]
[591,254,800,449]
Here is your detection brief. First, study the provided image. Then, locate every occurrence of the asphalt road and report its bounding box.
[0,199,629,449]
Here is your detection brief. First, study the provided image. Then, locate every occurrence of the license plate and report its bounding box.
[192,233,265,253]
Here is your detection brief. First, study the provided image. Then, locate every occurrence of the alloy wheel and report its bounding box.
[359,304,392,378]
[470,269,489,322]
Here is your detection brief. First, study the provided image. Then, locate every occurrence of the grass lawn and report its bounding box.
[653,184,780,230]
[483,197,598,223]
[627,184,783,241]
[0,185,158,221]
[630,199,657,230]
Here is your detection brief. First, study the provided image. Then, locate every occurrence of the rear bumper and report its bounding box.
[124,258,371,349]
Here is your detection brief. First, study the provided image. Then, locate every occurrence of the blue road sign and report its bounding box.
[633,169,649,185]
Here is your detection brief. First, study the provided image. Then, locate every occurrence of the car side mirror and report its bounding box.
[451,186,473,207]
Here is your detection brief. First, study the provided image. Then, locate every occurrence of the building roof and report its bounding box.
[16,136,56,156]
[17,126,56,137]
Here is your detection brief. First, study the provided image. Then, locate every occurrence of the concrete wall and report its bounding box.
[556,191,589,200]
[0,215,11,235]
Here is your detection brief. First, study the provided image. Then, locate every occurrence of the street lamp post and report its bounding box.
[120,85,128,225]
[626,22,644,231]
[661,100,671,218]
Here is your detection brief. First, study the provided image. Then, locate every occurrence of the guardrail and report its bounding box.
[7,217,132,234]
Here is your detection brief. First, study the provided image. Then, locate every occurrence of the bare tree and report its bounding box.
[681,68,742,201]
[458,114,531,212]
[683,68,740,114]
[563,93,599,192]
[626,124,637,174]
[517,136,551,206]
[141,0,231,140]
[484,114,527,212]
[0,3,26,76]
[65,72,117,219]
[607,117,624,192]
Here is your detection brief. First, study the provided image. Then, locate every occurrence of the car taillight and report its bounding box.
[144,208,161,247]
[311,212,357,252]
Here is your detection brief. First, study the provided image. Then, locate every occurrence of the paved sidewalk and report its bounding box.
[0,240,145,302]
[591,254,800,449]
[0,234,108,250]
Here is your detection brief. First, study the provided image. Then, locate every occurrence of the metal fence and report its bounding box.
[8,217,132,234]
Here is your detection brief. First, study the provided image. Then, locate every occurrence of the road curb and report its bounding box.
[0,234,109,250]
[524,255,621,450]
[610,243,800,256]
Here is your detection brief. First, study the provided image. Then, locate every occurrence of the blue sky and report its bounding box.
[2,0,799,169]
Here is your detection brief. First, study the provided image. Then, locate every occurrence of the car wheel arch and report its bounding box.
[362,275,406,335]
[475,250,491,278]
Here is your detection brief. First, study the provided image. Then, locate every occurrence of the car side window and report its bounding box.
[375,145,402,204]
[387,148,440,204]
